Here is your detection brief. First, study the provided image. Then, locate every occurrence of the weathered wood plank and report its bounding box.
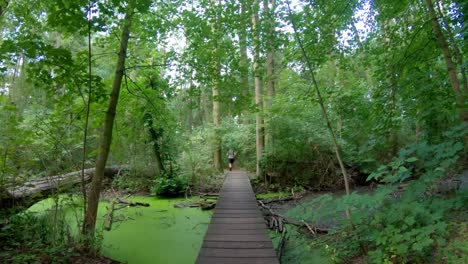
[199,248,277,258]
[206,228,267,235]
[203,234,272,242]
[201,241,274,249]
[210,217,265,224]
[206,223,267,230]
[196,257,279,264]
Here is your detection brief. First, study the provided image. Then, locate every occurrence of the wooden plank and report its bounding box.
[207,223,267,230]
[211,213,262,218]
[199,248,277,258]
[213,209,260,214]
[196,257,279,264]
[201,241,274,249]
[203,234,272,242]
[206,228,267,235]
[210,217,265,224]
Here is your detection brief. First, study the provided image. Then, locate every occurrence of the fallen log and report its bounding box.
[1,166,126,209]
[197,192,220,198]
[258,193,304,204]
[116,197,150,207]
[173,201,216,210]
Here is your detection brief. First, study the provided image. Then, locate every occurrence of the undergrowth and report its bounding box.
[0,196,102,264]
[283,124,468,263]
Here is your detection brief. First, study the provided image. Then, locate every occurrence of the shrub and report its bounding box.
[151,173,188,197]
[0,211,78,263]
[306,125,467,263]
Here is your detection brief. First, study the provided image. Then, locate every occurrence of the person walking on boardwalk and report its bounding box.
[227,149,236,171]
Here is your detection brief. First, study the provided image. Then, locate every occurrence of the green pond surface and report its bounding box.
[28,196,212,264]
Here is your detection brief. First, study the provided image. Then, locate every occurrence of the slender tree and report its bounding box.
[264,0,276,150]
[83,3,134,234]
[210,0,223,172]
[424,0,467,122]
[252,0,264,178]
[239,0,250,125]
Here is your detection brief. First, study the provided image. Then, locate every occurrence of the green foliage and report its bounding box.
[220,118,256,170]
[151,172,188,197]
[112,171,153,193]
[178,126,219,187]
[0,210,78,263]
[368,123,466,185]
[262,72,342,189]
[282,125,467,263]
[316,125,466,263]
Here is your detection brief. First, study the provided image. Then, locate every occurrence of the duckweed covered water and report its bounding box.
[28,195,211,264]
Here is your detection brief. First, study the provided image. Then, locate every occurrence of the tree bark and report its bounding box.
[252,0,264,179]
[424,0,467,122]
[435,0,467,96]
[83,7,134,235]
[264,0,276,150]
[188,83,194,132]
[201,87,212,124]
[210,0,222,172]
[239,1,250,125]
[147,122,165,175]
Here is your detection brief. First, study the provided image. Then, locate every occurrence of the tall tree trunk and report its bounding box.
[201,87,212,124]
[211,0,222,172]
[435,0,467,95]
[188,82,194,132]
[83,7,134,235]
[424,0,467,122]
[9,54,23,113]
[252,0,264,179]
[264,0,276,150]
[239,1,250,125]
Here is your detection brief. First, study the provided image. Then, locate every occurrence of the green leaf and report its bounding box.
[405,157,418,163]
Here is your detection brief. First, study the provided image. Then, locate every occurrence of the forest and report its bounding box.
[0,0,467,263]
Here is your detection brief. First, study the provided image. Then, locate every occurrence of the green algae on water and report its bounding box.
[101,197,211,264]
[28,195,211,264]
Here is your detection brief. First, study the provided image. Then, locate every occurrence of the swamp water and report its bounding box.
[28,196,211,264]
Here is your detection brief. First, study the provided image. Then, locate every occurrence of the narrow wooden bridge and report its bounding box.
[196,170,279,264]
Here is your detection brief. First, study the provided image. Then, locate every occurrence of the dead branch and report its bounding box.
[197,192,220,198]
[257,200,328,234]
[173,201,216,210]
[116,197,150,207]
[258,192,304,204]
[302,220,316,237]
[103,187,150,231]
[278,228,288,261]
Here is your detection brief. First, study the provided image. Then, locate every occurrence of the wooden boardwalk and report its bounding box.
[196,170,279,264]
